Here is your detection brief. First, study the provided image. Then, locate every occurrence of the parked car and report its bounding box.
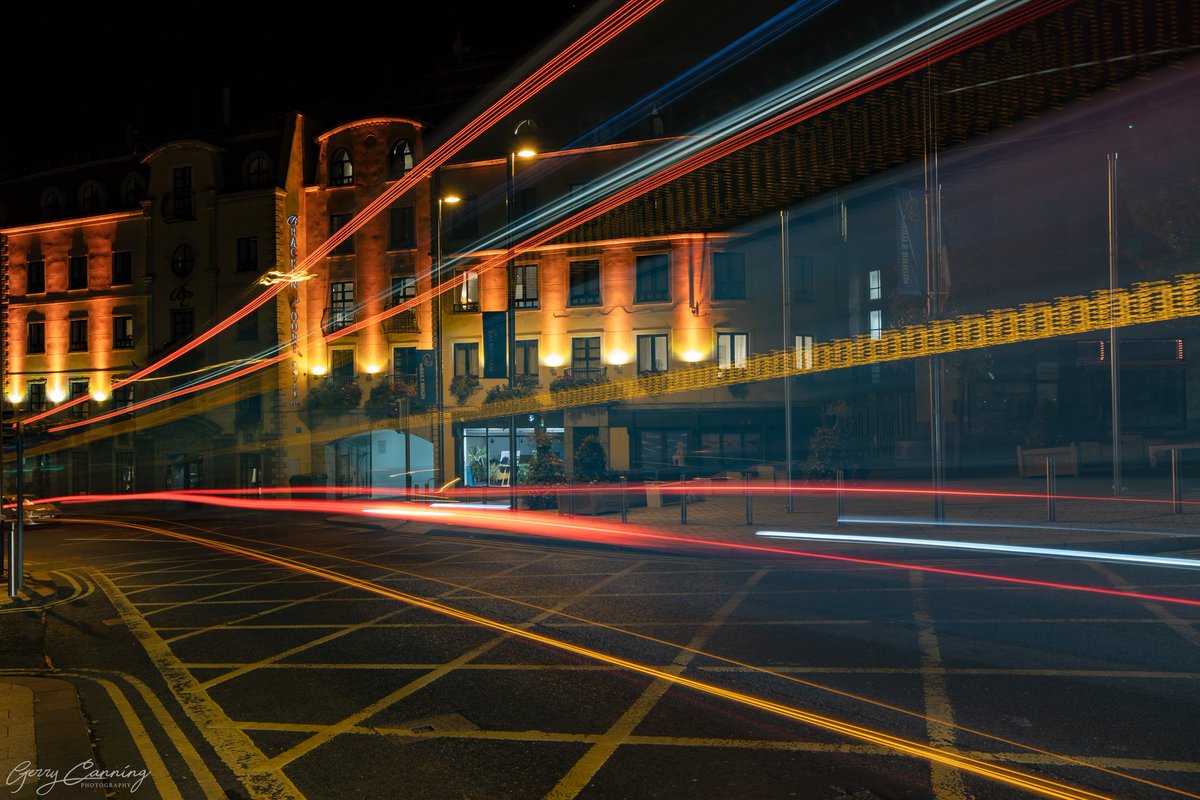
[2,494,61,526]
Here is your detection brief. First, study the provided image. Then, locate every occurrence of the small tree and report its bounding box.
[573,435,608,482]
[525,430,565,509]
[801,401,862,480]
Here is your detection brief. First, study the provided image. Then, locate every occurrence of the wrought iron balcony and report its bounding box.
[383,309,420,334]
[161,192,195,222]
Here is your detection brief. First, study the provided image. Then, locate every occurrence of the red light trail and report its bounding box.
[21,0,665,426]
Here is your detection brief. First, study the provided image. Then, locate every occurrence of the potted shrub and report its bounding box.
[560,435,628,515]
[305,379,362,424]
[525,431,565,509]
[801,400,866,480]
[450,374,480,405]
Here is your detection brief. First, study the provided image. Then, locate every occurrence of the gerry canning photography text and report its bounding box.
[7,760,151,795]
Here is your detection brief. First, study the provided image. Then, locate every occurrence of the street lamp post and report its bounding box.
[435,193,460,491]
[507,120,538,512]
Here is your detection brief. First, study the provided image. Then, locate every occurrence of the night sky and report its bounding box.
[2,1,590,175]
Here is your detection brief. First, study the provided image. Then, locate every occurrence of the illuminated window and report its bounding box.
[244,153,272,188]
[170,244,195,278]
[717,332,748,370]
[637,334,669,374]
[69,319,88,352]
[329,281,355,331]
[27,321,45,354]
[795,334,814,370]
[113,316,134,349]
[868,269,882,301]
[171,308,194,342]
[69,255,88,290]
[26,260,45,294]
[331,349,355,380]
[869,309,882,340]
[389,276,416,306]
[454,270,479,312]
[388,206,415,250]
[513,263,538,309]
[330,147,354,186]
[568,260,601,306]
[237,309,258,341]
[236,237,258,272]
[572,336,602,378]
[453,343,479,377]
[712,252,745,300]
[329,214,354,255]
[515,340,539,378]
[112,251,132,285]
[635,253,670,303]
[27,381,46,412]
[389,139,414,180]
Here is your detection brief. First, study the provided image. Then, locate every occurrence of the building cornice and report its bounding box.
[316,117,426,143]
[1,209,144,237]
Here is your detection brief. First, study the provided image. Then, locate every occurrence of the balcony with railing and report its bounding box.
[383,308,420,334]
[322,307,356,336]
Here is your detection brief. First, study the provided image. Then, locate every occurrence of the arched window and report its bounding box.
[389,139,414,180]
[244,152,272,188]
[330,147,354,186]
[170,244,195,278]
[79,181,105,214]
[40,188,64,220]
[121,174,146,207]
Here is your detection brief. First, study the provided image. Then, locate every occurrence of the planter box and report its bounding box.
[557,484,646,515]
[1017,444,1079,478]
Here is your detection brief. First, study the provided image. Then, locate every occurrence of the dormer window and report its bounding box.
[389,139,414,180]
[330,147,354,186]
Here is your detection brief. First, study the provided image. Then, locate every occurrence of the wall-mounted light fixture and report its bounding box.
[47,387,66,403]
[311,364,328,377]
[91,390,109,402]
[682,349,703,363]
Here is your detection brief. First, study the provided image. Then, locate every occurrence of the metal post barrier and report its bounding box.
[745,484,753,526]
[836,469,845,526]
[568,479,575,517]
[1046,455,1057,522]
[680,474,688,525]
[620,476,628,524]
[1172,448,1183,515]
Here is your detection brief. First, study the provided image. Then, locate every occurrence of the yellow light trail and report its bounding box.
[92,517,1118,800]
[116,513,1198,800]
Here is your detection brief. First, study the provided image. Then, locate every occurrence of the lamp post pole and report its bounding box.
[435,191,461,492]
[1108,152,1122,496]
[506,152,518,512]
[506,120,537,513]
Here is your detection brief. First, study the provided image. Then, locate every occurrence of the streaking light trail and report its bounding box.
[757,531,1200,570]
[91,515,1115,800]
[21,0,665,426]
[52,493,1200,607]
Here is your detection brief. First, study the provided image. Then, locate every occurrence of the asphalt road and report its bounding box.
[3,509,1199,800]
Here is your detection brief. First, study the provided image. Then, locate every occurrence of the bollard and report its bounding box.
[1046,455,1057,522]
[568,479,575,517]
[745,487,753,526]
[836,469,845,526]
[620,476,628,524]
[680,474,688,525]
[1172,448,1183,515]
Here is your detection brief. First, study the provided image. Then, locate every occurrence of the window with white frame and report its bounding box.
[513,263,538,309]
[454,270,480,311]
[330,147,353,186]
[329,281,355,331]
[390,276,417,306]
[637,334,668,374]
[717,332,748,370]
[869,309,882,340]
[868,269,882,301]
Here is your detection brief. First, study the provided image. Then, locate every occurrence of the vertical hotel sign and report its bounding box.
[482,311,508,379]
[288,215,300,406]
[895,187,926,297]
